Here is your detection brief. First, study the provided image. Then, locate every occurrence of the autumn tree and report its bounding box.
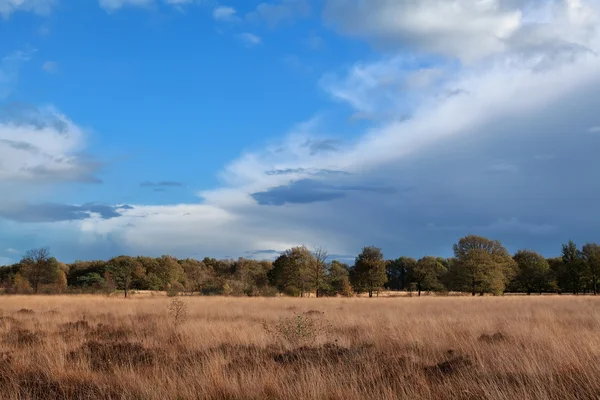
[409,256,446,296]
[232,258,272,296]
[20,247,60,293]
[351,246,387,297]
[513,250,551,295]
[107,256,143,298]
[310,247,328,298]
[452,235,516,296]
[581,243,600,295]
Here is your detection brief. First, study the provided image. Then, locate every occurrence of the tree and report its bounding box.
[269,247,315,296]
[581,243,600,295]
[107,256,143,298]
[55,270,68,293]
[562,240,585,294]
[452,235,516,296]
[409,256,446,296]
[20,247,60,293]
[387,257,416,291]
[310,247,328,298]
[352,246,387,298]
[513,250,551,295]
[326,260,352,296]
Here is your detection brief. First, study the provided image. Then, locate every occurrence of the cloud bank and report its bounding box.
[3,0,600,263]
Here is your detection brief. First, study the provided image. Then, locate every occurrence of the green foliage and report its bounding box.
[452,235,516,296]
[581,243,600,295]
[562,240,586,294]
[386,257,416,291]
[107,256,143,298]
[512,250,552,295]
[324,260,352,297]
[351,246,387,297]
[409,256,446,296]
[269,247,315,296]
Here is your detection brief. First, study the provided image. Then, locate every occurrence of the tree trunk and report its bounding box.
[124,286,128,298]
[368,289,373,298]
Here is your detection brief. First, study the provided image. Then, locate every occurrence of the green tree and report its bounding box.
[452,235,516,296]
[269,247,315,296]
[326,260,352,296]
[352,246,387,298]
[581,243,600,295]
[513,250,551,295]
[20,247,60,294]
[107,256,143,298]
[562,240,585,294]
[409,256,446,296]
[386,257,416,291]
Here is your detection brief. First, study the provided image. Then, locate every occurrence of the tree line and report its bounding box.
[1,235,599,297]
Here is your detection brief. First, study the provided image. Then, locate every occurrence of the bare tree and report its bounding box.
[310,247,329,298]
[20,247,58,294]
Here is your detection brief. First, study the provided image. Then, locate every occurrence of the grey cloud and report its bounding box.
[18,164,103,184]
[0,102,70,133]
[140,181,184,188]
[252,178,396,206]
[303,139,341,155]
[246,249,280,255]
[0,203,132,223]
[265,168,349,176]
[0,139,39,153]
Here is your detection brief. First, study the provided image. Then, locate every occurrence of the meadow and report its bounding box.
[1,295,599,399]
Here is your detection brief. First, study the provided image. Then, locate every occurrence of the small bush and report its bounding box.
[167,297,188,328]
[262,312,332,347]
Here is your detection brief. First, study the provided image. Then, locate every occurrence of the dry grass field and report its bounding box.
[1,295,600,399]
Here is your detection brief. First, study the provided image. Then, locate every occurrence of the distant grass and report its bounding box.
[1,295,600,399]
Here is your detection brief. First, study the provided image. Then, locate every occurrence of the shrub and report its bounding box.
[262,312,332,347]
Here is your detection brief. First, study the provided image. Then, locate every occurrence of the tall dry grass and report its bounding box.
[1,295,599,399]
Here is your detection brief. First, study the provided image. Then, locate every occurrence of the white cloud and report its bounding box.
[247,0,310,27]
[42,61,58,73]
[238,32,262,46]
[213,6,238,21]
[323,0,600,63]
[0,0,56,18]
[98,0,153,11]
[0,105,98,183]
[589,126,600,133]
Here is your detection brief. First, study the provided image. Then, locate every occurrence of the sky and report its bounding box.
[1,0,599,265]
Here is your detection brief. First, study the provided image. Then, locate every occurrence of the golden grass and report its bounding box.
[1,295,600,399]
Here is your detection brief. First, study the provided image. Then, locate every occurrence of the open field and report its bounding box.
[1,296,600,399]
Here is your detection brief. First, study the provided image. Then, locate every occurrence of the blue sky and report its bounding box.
[1,0,600,264]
